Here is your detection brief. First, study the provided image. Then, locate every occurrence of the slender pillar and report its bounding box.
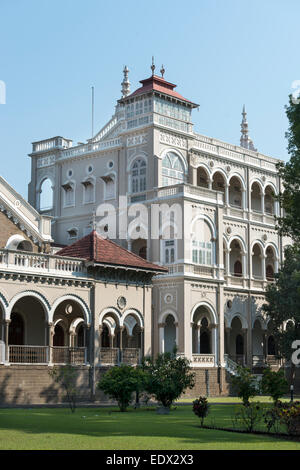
[197,325,201,354]
[225,183,229,207]
[140,326,144,360]
[5,320,10,364]
[242,327,248,366]
[48,323,53,364]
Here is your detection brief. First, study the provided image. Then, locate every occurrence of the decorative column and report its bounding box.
[261,254,266,281]
[225,248,231,279]
[242,327,248,366]
[158,323,165,354]
[197,325,201,354]
[48,322,53,365]
[109,333,115,349]
[139,326,144,361]
[210,323,218,362]
[225,327,231,355]
[190,322,194,358]
[4,320,10,364]
[225,183,229,207]
[69,332,75,348]
[242,188,247,211]
[97,325,103,366]
[261,192,265,214]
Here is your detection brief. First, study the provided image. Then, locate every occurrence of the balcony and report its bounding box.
[0,249,87,278]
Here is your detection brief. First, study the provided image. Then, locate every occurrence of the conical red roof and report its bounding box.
[56,230,168,273]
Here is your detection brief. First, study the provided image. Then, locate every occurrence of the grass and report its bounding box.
[0,404,299,450]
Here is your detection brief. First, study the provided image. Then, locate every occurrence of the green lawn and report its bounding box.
[0,404,299,450]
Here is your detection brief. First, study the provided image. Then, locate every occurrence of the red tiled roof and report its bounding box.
[124,75,198,107]
[56,230,168,273]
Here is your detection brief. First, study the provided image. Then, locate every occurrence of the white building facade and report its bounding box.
[28,64,291,393]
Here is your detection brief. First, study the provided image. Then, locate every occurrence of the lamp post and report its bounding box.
[290,384,294,402]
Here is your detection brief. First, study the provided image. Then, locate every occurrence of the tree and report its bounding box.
[261,368,289,404]
[276,94,300,242]
[192,396,210,427]
[141,351,195,409]
[231,366,259,406]
[262,245,300,384]
[97,364,147,412]
[49,365,78,413]
[262,94,300,386]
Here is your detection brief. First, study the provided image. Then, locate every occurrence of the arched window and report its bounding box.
[164,315,176,353]
[162,152,185,187]
[82,179,95,204]
[131,159,146,193]
[191,219,214,266]
[200,318,210,354]
[164,240,175,264]
[234,260,242,277]
[62,182,75,207]
[40,178,53,211]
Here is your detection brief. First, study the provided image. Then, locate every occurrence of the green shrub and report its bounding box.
[234,402,262,432]
[98,364,147,412]
[231,366,259,406]
[142,351,195,409]
[192,396,210,427]
[261,368,289,404]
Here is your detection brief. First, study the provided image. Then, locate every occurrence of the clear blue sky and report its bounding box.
[0,0,299,198]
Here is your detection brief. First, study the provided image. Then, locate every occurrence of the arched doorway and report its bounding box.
[53,324,65,346]
[164,314,176,353]
[8,313,24,345]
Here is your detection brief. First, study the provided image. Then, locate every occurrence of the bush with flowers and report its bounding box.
[276,401,300,436]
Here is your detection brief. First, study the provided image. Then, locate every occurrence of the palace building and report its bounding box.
[0,62,296,403]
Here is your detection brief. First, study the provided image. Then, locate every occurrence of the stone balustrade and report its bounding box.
[0,249,86,277]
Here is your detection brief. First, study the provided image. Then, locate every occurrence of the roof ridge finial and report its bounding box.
[151,56,155,76]
[160,64,165,78]
[240,105,257,151]
[121,65,130,98]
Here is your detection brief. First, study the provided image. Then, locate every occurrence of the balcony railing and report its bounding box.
[9,345,49,364]
[191,354,216,367]
[8,345,86,364]
[51,347,86,364]
[99,347,141,365]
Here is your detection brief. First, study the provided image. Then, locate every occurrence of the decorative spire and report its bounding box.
[121,65,130,98]
[240,105,257,151]
[160,64,165,78]
[151,56,155,76]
